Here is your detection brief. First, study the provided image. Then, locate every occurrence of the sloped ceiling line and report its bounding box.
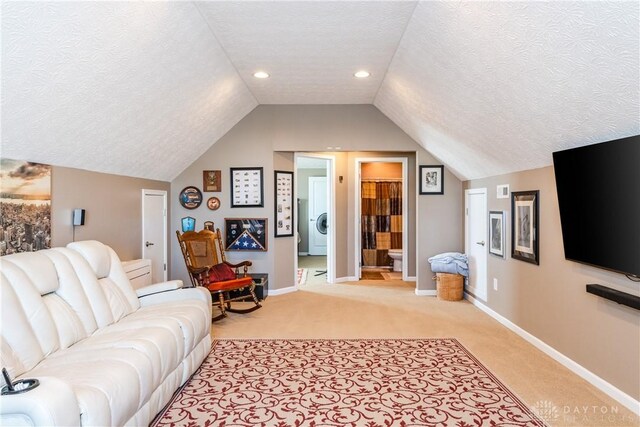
[372,1,419,105]
[191,1,259,105]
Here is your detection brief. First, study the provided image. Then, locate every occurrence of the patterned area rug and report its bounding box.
[297,268,308,285]
[152,339,545,427]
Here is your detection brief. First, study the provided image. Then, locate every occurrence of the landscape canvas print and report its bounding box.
[0,159,52,255]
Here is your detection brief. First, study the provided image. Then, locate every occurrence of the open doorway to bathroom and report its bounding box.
[296,155,332,285]
[355,157,408,281]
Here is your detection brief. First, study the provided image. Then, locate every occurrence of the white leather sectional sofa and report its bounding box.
[0,241,212,426]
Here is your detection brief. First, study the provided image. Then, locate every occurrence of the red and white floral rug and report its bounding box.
[152,339,545,427]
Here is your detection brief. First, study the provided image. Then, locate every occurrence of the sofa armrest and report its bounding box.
[135,280,183,298]
[138,286,212,308]
[0,377,80,427]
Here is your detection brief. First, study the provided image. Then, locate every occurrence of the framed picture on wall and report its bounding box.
[203,170,222,192]
[274,170,294,238]
[511,190,539,265]
[230,167,264,208]
[419,165,444,195]
[489,211,506,258]
[225,218,267,251]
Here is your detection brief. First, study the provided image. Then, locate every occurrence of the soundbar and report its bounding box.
[586,284,640,311]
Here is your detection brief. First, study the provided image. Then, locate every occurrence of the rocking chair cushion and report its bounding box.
[205,276,254,292]
[208,263,236,282]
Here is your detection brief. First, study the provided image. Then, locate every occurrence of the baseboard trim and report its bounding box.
[405,276,417,282]
[465,292,640,415]
[335,276,358,283]
[415,289,436,296]
[269,286,298,296]
[298,252,309,256]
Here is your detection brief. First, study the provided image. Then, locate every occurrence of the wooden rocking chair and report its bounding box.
[176,228,262,321]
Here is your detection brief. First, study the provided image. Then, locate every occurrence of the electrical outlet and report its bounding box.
[493,278,498,291]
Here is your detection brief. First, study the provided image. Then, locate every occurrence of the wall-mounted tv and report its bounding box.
[553,135,640,278]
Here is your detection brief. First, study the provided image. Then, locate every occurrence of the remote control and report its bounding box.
[2,368,15,392]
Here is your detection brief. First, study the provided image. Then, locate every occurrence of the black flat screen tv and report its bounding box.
[553,135,640,278]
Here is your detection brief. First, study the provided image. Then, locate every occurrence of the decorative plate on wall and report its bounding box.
[179,186,203,209]
[207,197,220,211]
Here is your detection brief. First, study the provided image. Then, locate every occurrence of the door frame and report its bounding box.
[294,153,336,285]
[354,157,409,281]
[142,189,168,282]
[464,187,487,300]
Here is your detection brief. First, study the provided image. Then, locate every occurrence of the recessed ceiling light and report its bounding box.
[354,70,370,78]
[253,71,269,79]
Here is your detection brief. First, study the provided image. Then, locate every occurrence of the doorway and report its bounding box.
[355,157,409,282]
[295,154,335,285]
[308,176,327,256]
[465,188,487,300]
[142,189,167,282]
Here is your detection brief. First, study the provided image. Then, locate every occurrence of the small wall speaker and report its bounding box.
[73,209,85,226]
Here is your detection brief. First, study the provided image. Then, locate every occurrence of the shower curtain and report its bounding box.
[361,181,402,267]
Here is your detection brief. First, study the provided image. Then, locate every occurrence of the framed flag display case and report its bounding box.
[225,218,267,251]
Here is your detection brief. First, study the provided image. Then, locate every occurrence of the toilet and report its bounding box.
[388,249,403,272]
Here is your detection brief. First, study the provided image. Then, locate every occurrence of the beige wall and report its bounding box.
[464,165,639,401]
[52,166,170,262]
[170,105,463,291]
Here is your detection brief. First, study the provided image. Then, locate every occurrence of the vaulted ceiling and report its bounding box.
[2,1,638,181]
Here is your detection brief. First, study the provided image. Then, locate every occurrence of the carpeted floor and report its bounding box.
[381,271,403,280]
[152,338,545,427]
[204,282,637,426]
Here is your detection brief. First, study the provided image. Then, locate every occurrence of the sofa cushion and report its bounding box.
[67,241,140,320]
[1,258,60,374]
[1,251,59,295]
[67,240,112,279]
[28,347,157,427]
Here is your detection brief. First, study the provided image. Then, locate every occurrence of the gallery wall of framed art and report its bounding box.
[225,218,267,251]
[511,190,539,265]
[489,211,506,258]
[419,165,444,195]
[230,167,264,208]
[274,170,294,237]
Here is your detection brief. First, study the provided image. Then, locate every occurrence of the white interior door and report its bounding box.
[142,189,167,282]
[465,188,487,300]
[308,176,327,256]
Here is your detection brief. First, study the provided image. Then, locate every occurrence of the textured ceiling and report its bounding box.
[197,1,417,104]
[1,2,257,181]
[1,1,638,182]
[375,1,640,180]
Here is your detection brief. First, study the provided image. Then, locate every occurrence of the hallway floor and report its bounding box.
[297,255,327,285]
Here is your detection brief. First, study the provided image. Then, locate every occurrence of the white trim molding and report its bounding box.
[415,289,437,296]
[405,276,417,282]
[465,292,640,415]
[354,157,409,282]
[335,276,358,283]
[269,286,298,296]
